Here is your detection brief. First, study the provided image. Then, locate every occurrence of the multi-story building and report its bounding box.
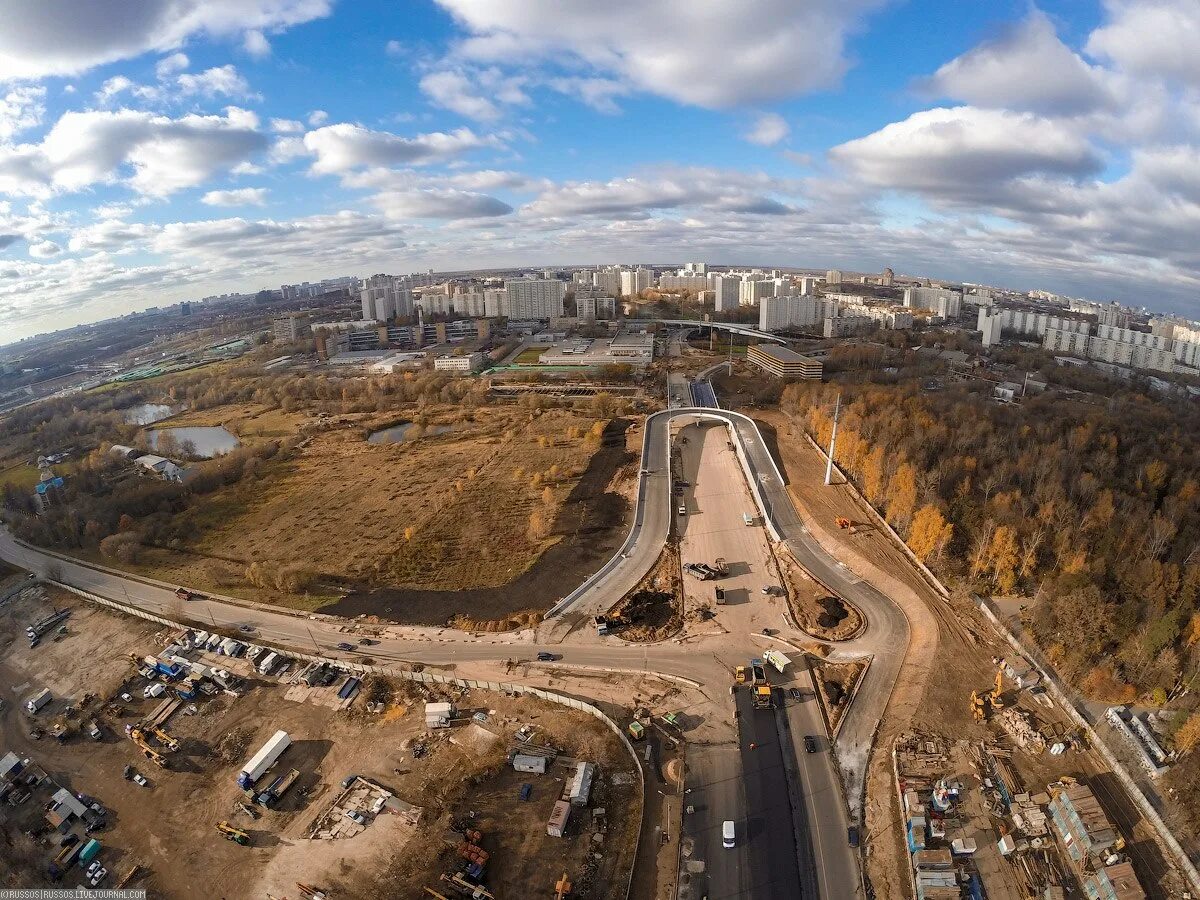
[1042,325,1091,355]
[272,314,309,343]
[759,295,836,332]
[359,274,414,321]
[1097,301,1132,329]
[824,313,874,337]
[825,269,844,286]
[1041,321,1178,374]
[739,278,775,306]
[434,352,486,374]
[577,295,617,321]
[683,262,707,274]
[619,267,654,298]
[746,344,823,379]
[657,274,710,293]
[712,275,741,312]
[594,268,622,297]
[977,307,1091,346]
[881,267,894,287]
[903,285,962,314]
[840,302,913,329]
[504,278,565,319]
[798,276,820,295]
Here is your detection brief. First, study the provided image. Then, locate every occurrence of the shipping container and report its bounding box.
[547,800,571,837]
[25,688,51,714]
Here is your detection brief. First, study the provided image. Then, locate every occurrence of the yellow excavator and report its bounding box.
[555,872,572,900]
[970,667,1006,722]
[149,727,180,752]
[215,821,250,845]
[128,727,169,769]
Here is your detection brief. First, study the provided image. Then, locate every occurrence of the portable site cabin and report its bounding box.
[547,800,571,837]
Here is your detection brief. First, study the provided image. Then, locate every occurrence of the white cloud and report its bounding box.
[270,117,304,133]
[830,107,1102,205]
[1087,0,1200,85]
[0,0,332,81]
[201,187,268,206]
[155,51,189,79]
[267,135,307,165]
[373,188,513,219]
[746,113,790,147]
[385,40,403,57]
[0,84,44,140]
[419,68,529,122]
[546,77,628,114]
[0,106,267,197]
[307,109,328,126]
[28,239,62,258]
[95,75,135,104]
[176,65,254,99]
[921,11,1117,116]
[303,123,498,174]
[242,29,271,58]
[434,0,886,107]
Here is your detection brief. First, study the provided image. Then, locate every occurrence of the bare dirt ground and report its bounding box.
[812,659,867,734]
[776,546,864,641]
[0,594,641,900]
[607,543,684,643]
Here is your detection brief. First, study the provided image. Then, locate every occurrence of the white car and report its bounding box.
[132,774,148,787]
[89,867,107,886]
[722,820,735,848]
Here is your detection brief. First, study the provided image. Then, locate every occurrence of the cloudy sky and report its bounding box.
[2,0,1200,340]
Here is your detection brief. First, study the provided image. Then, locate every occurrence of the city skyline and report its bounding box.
[2,0,1200,341]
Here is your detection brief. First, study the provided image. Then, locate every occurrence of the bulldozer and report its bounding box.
[216,821,250,846]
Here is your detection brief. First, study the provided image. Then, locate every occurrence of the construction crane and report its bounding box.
[969,666,1007,721]
[215,821,250,845]
[128,727,169,769]
[555,872,572,900]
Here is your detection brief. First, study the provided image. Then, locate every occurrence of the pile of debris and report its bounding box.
[996,708,1046,753]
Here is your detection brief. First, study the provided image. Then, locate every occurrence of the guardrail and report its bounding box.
[51,579,648,900]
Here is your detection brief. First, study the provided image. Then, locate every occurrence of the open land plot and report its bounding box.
[514,346,551,365]
[114,404,634,624]
[0,592,641,899]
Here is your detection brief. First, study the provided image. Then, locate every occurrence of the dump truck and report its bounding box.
[627,721,645,741]
[256,767,300,807]
[763,650,791,674]
[174,587,194,602]
[754,684,774,710]
[750,660,767,685]
[715,586,726,604]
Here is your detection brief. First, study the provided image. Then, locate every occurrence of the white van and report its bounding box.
[722,820,735,849]
[143,683,165,700]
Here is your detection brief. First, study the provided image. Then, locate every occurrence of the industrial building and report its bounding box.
[433,352,486,374]
[536,333,655,368]
[746,344,823,379]
[1047,783,1146,899]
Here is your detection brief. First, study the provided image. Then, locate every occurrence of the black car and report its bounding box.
[536,652,557,662]
[803,735,818,753]
[336,642,355,651]
[848,826,859,847]
[789,688,803,702]
[358,638,378,646]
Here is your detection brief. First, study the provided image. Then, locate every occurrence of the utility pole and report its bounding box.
[305,625,321,654]
[824,393,841,486]
[727,331,733,375]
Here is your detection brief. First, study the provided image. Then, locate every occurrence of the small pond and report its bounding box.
[149,426,240,458]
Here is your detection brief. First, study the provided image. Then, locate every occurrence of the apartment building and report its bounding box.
[359,274,415,321]
[619,267,654,297]
[657,274,709,292]
[577,295,617,321]
[712,275,741,312]
[272,314,309,343]
[505,278,565,319]
[739,278,775,306]
[746,344,823,379]
[841,303,913,329]
[978,306,1092,347]
[903,286,962,316]
[824,314,874,337]
[758,295,835,332]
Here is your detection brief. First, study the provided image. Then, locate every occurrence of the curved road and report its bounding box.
[1,405,906,900]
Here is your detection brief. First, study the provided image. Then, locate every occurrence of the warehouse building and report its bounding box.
[746,344,823,380]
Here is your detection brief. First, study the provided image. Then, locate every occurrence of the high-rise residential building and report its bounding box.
[739,279,775,305]
[712,275,741,313]
[658,274,709,292]
[273,314,309,343]
[619,267,654,297]
[758,295,836,332]
[798,276,819,295]
[504,278,566,319]
[825,269,844,285]
[577,295,617,321]
[359,274,414,321]
[595,269,621,296]
[904,286,962,314]
[881,267,894,287]
[1097,301,1132,329]
[684,262,707,274]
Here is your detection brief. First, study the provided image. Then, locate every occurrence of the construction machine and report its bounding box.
[754,683,774,710]
[128,727,169,769]
[215,821,250,845]
[555,872,572,900]
[969,667,1007,721]
[150,727,180,752]
[735,665,747,684]
[990,667,1006,710]
[836,517,851,529]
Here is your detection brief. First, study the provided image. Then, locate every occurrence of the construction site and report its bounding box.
[0,586,641,899]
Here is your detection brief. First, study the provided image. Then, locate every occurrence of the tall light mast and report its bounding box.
[824,393,841,486]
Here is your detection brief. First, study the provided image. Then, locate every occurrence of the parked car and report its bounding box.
[89,867,107,886]
[238,624,256,633]
[803,736,818,753]
[789,688,803,702]
[519,783,532,801]
[336,642,355,651]
[132,774,148,787]
[536,652,557,662]
[357,638,378,646]
[344,810,366,825]
[848,826,860,847]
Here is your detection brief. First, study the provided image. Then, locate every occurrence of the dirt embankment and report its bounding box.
[775,546,864,641]
[606,543,684,643]
[322,419,636,626]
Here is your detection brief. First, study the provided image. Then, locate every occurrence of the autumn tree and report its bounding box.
[987,525,1020,593]
[886,462,918,530]
[907,504,953,563]
[1175,713,1200,755]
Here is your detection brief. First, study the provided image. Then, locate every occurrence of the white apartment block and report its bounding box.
[619,267,654,297]
[739,278,776,305]
[759,295,836,332]
[504,278,565,319]
[359,274,414,321]
[683,262,707,274]
[712,275,741,312]
[903,286,962,314]
[657,274,709,292]
[841,303,914,329]
[416,289,505,319]
[1042,322,1180,374]
[798,276,820,295]
[1043,326,1091,355]
[826,269,844,285]
[824,314,873,337]
[977,306,1091,346]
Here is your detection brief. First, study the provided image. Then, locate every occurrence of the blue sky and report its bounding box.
[2,0,1200,341]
